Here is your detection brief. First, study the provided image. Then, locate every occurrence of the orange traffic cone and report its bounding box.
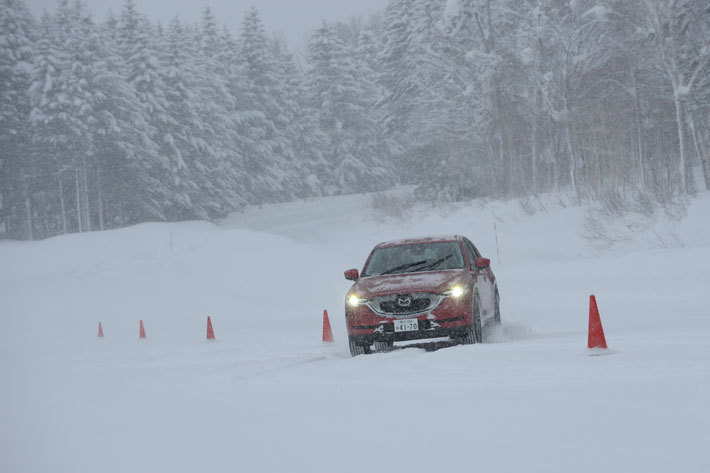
[588,295,607,349]
[139,320,146,339]
[322,309,334,343]
[98,322,104,338]
[206,316,215,340]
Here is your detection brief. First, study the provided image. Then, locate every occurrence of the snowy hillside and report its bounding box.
[2,191,709,473]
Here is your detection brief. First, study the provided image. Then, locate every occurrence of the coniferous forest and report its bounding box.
[1,0,709,240]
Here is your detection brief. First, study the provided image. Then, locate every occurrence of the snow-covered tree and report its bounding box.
[195,9,247,211]
[271,36,328,197]
[0,0,35,238]
[3,0,707,240]
[306,21,391,193]
[377,0,416,150]
[235,6,287,201]
[27,1,100,235]
[642,0,710,192]
[113,0,175,222]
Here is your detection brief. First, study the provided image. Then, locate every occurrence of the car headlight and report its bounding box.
[347,293,368,307]
[446,284,466,298]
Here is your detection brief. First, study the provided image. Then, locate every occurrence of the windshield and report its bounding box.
[363,241,465,277]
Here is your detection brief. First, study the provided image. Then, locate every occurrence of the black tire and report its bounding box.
[349,337,367,357]
[493,288,501,325]
[461,292,483,344]
[460,327,475,345]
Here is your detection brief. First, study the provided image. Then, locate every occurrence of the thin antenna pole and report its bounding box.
[493,215,501,264]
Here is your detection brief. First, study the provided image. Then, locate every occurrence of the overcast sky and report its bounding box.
[25,0,389,50]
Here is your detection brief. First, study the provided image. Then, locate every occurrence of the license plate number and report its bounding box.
[393,318,419,332]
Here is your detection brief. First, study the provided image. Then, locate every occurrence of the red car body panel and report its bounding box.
[354,269,468,297]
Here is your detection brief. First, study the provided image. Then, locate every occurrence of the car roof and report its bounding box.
[374,235,463,248]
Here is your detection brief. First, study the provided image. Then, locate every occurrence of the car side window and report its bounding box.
[463,239,479,266]
[470,242,482,259]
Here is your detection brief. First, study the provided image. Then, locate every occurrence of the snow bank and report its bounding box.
[2,191,709,473]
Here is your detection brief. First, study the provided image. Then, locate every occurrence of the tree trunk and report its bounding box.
[672,93,688,192]
[688,113,709,191]
[504,114,515,195]
[24,178,33,240]
[592,103,603,198]
[97,177,104,231]
[550,121,559,192]
[701,129,710,191]
[564,120,578,199]
[531,116,537,194]
[40,192,49,239]
[94,156,105,230]
[58,172,67,234]
[119,196,125,227]
[497,132,504,193]
[487,141,496,193]
[632,68,646,187]
[75,168,82,233]
[81,156,91,232]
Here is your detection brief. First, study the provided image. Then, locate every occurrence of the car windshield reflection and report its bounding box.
[364,242,464,276]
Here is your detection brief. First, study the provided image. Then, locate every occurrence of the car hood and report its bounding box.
[353,269,466,297]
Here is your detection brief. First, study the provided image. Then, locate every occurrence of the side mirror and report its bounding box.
[474,257,490,269]
[344,268,359,281]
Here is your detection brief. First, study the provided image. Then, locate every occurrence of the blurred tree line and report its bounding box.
[1,0,708,239]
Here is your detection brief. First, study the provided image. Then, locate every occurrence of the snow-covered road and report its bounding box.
[2,191,709,472]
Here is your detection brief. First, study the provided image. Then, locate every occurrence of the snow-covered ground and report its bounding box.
[2,191,709,473]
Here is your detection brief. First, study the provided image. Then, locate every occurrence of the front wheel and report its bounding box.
[461,292,483,344]
[349,337,368,357]
[493,288,501,325]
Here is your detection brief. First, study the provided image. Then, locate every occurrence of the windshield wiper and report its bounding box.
[380,259,429,275]
[414,254,452,272]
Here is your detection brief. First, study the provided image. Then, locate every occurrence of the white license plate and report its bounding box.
[393,318,419,332]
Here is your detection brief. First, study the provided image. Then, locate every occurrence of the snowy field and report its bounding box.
[1,190,709,473]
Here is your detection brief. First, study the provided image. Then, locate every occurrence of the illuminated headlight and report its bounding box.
[347,293,368,307]
[446,285,466,298]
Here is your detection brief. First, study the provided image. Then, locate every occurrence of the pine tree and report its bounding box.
[214,25,254,206]
[195,9,246,211]
[93,10,163,230]
[271,36,328,197]
[115,0,173,222]
[161,17,230,219]
[306,21,391,194]
[0,0,35,238]
[28,1,98,236]
[236,6,286,201]
[378,0,416,147]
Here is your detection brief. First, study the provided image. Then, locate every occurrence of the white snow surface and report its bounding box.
[2,191,710,473]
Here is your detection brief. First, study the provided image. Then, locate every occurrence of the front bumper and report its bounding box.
[346,291,474,347]
[348,318,469,345]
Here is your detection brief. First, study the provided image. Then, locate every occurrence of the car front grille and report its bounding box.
[366,293,445,317]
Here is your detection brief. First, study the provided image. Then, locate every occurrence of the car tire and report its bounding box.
[461,292,483,344]
[493,288,502,325]
[460,328,475,345]
[349,337,368,357]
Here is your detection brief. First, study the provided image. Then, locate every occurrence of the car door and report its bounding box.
[463,239,495,322]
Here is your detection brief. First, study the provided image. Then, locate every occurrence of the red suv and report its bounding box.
[344,235,500,356]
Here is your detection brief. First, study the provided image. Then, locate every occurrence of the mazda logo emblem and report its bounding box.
[397,296,412,307]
